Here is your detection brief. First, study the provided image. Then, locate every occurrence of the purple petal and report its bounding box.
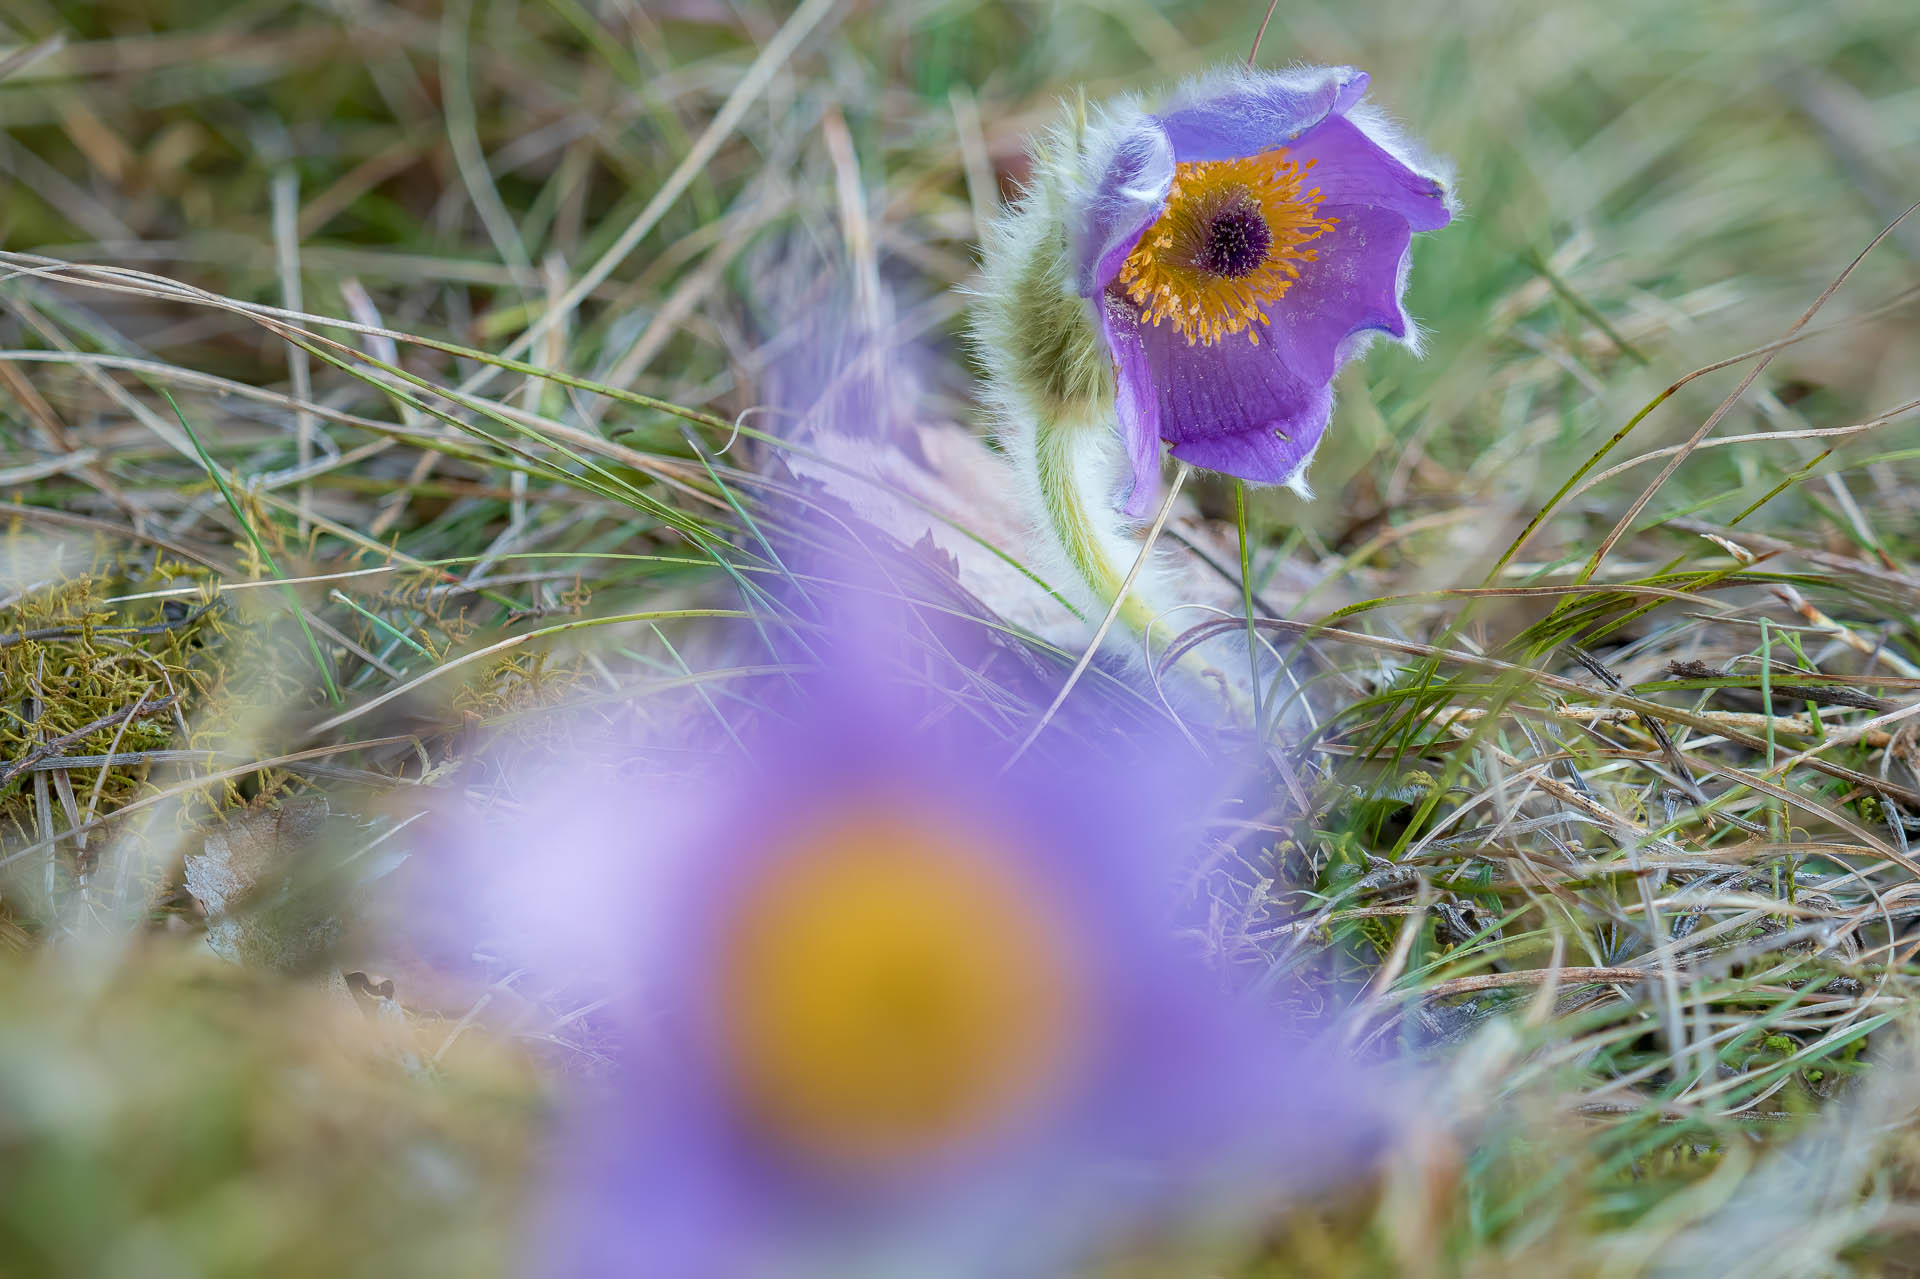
[1290,115,1451,233]
[1128,206,1417,488]
[1076,120,1175,297]
[1156,66,1369,164]
[1137,313,1333,487]
[1262,202,1414,384]
[1100,295,1163,517]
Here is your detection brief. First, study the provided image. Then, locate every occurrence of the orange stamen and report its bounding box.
[1116,148,1337,346]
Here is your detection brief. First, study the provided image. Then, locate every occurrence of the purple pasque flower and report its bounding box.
[412,591,1399,1278]
[1079,65,1454,513]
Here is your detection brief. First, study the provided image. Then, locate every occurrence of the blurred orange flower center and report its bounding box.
[716,810,1085,1175]
[1117,148,1338,347]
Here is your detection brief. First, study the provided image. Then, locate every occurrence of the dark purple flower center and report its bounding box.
[1197,203,1272,280]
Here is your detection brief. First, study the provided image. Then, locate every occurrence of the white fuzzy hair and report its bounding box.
[967,64,1458,647]
[967,92,1185,657]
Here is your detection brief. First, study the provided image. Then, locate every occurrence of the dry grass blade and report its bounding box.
[1579,201,1920,584]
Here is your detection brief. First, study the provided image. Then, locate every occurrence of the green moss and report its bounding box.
[0,540,221,885]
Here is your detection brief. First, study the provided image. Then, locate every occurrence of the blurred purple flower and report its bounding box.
[413,603,1400,1277]
[1080,66,1454,512]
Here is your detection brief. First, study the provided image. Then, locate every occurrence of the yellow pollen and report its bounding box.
[1116,148,1338,347]
[715,809,1085,1176]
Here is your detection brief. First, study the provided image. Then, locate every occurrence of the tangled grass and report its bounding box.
[2,0,1919,1273]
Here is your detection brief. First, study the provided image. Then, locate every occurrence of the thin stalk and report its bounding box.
[1008,460,1191,766]
[1236,479,1267,739]
[1030,407,1168,645]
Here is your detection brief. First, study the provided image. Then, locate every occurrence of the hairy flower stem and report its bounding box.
[1009,424,1191,766]
[1022,409,1254,736]
[1031,409,1170,649]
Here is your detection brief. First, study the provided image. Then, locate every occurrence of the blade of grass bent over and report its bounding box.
[163,390,342,705]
